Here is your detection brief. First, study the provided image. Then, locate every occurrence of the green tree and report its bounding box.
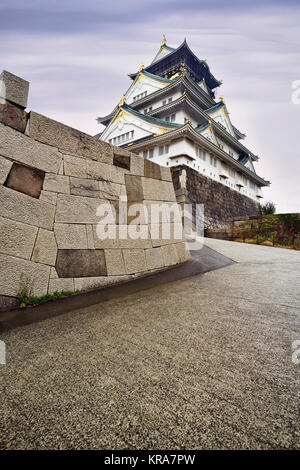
[258,201,276,215]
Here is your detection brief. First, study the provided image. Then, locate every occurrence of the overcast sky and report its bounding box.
[0,0,299,212]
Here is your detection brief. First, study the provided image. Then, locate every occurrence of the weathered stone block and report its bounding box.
[86,160,111,181]
[145,247,165,270]
[93,224,151,249]
[50,267,59,279]
[0,122,62,173]
[142,178,176,202]
[0,185,55,230]
[125,175,144,202]
[4,162,45,198]
[144,159,161,180]
[0,216,38,260]
[0,70,29,108]
[99,180,124,200]
[0,155,12,185]
[55,194,113,224]
[143,200,182,224]
[130,155,145,176]
[58,160,64,175]
[54,223,88,249]
[74,275,130,292]
[161,244,179,267]
[27,111,113,164]
[86,225,95,249]
[113,153,131,171]
[48,278,74,294]
[109,165,126,184]
[63,153,87,178]
[0,102,27,132]
[39,190,57,205]
[150,223,185,247]
[160,166,173,182]
[104,249,126,275]
[174,241,191,263]
[0,253,50,297]
[55,249,107,278]
[70,177,99,198]
[32,228,57,266]
[43,174,70,194]
[122,249,147,274]
[127,201,148,224]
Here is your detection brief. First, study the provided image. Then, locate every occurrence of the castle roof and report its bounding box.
[122,103,182,129]
[129,39,221,90]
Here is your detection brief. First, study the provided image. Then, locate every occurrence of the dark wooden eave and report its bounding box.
[129,40,222,90]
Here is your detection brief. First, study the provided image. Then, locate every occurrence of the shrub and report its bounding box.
[17,276,77,308]
[258,201,276,215]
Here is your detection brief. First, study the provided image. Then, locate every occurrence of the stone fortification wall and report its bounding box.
[172,165,258,229]
[0,71,190,309]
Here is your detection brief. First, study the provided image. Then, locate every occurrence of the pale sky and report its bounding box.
[0,0,299,213]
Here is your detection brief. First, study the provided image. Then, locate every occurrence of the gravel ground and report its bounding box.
[0,239,299,449]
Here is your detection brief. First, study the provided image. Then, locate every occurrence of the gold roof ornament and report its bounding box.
[220,96,225,104]
[119,95,126,107]
[180,63,187,73]
[170,72,179,80]
[183,89,187,97]
[139,64,144,72]
[161,35,166,47]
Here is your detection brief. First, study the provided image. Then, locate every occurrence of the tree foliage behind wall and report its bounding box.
[236,213,300,248]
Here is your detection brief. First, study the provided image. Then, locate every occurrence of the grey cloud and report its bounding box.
[0,1,299,212]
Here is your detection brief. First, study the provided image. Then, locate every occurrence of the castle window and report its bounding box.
[165,114,176,122]
[168,97,173,103]
[159,145,169,155]
[162,99,167,106]
[229,168,236,178]
[195,146,206,160]
[210,156,217,167]
[133,92,147,102]
[149,149,154,158]
[112,130,134,145]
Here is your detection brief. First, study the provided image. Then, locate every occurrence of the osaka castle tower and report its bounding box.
[97,37,269,201]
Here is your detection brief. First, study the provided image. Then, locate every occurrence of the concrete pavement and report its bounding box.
[0,239,299,449]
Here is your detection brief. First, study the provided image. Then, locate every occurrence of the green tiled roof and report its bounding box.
[123,103,182,129]
[238,154,251,165]
[152,44,176,64]
[195,122,210,133]
[205,101,224,113]
[142,71,173,83]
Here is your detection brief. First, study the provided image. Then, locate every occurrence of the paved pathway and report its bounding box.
[0,239,299,449]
